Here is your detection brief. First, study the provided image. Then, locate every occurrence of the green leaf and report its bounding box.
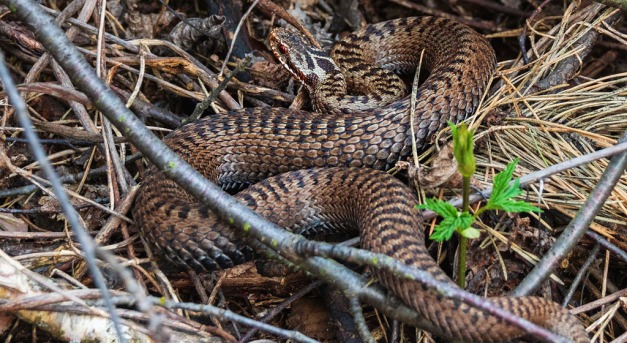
[429,217,458,242]
[418,198,459,242]
[457,212,474,228]
[495,199,542,213]
[485,159,542,213]
[416,198,458,218]
[417,198,476,242]
[429,212,475,242]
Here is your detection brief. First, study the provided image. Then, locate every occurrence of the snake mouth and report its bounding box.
[269,29,308,84]
[272,51,303,83]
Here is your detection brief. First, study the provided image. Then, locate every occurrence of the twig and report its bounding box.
[41,4,138,52]
[533,10,622,90]
[4,136,99,148]
[349,296,376,343]
[190,57,250,122]
[0,202,100,214]
[111,85,182,128]
[162,299,317,343]
[218,0,259,78]
[562,244,600,307]
[23,0,92,84]
[31,119,127,143]
[519,0,552,65]
[0,49,127,343]
[0,231,95,239]
[0,154,141,198]
[125,44,147,109]
[238,280,323,343]
[511,131,627,296]
[585,230,627,264]
[610,331,627,343]
[571,287,627,315]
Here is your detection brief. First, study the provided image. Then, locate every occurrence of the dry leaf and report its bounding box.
[397,142,464,189]
[0,213,28,232]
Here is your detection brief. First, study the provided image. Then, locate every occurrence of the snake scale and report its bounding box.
[134,16,589,342]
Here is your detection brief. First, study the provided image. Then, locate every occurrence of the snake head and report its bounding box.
[269,28,341,92]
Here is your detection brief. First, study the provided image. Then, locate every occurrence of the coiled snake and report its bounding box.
[134,17,589,342]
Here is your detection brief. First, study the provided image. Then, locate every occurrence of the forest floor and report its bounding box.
[0,0,625,342]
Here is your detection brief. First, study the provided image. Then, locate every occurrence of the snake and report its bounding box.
[133,16,589,342]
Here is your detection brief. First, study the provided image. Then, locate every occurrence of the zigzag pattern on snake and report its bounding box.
[133,16,588,342]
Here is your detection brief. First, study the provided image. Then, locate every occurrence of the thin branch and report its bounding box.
[349,296,376,343]
[533,10,622,90]
[512,131,627,296]
[190,57,250,122]
[0,153,141,198]
[238,280,323,343]
[562,244,600,307]
[218,0,259,78]
[0,49,126,343]
[571,287,627,314]
[519,0,552,65]
[163,299,317,343]
[585,230,627,264]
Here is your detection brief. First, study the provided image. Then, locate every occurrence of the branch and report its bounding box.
[512,128,627,295]
[0,48,128,342]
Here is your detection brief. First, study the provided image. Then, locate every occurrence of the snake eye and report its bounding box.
[279,44,288,55]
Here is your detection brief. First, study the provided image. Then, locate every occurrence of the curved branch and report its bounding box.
[0,49,127,342]
[512,129,627,295]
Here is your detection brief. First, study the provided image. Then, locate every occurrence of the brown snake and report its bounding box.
[134,17,589,342]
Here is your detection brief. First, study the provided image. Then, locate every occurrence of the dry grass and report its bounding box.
[472,3,626,245]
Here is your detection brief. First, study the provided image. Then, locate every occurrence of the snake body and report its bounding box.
[134,17,589,342]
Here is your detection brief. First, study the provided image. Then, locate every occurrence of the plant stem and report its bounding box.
[457,175,471,288]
